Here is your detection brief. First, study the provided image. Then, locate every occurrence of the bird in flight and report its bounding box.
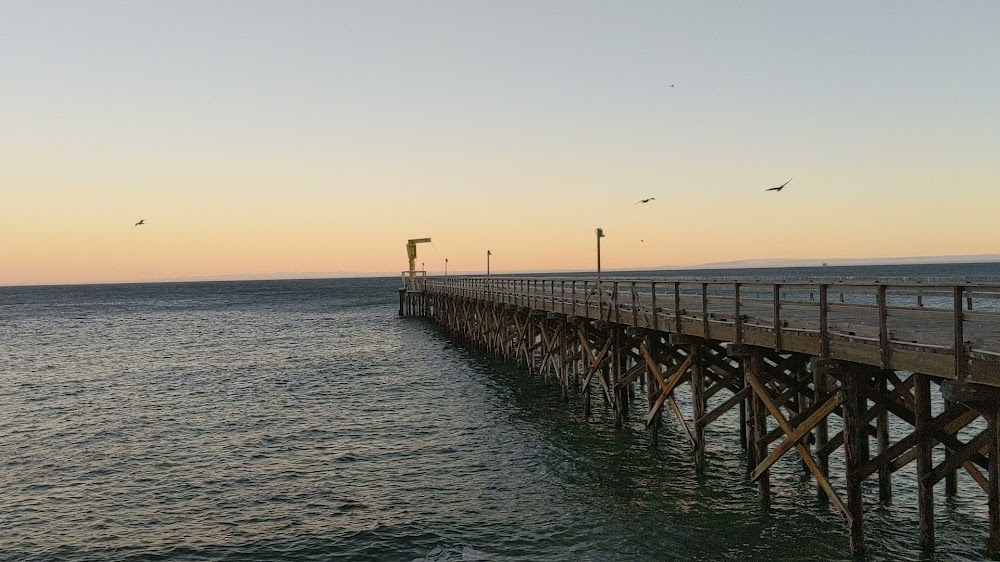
[766,178,792,192]
[635,197,656,205]
[135,219,145,226]
[670,84,675,88]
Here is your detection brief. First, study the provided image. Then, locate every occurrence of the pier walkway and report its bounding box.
[401,275,1000,557]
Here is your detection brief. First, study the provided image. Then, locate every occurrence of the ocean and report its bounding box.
[2,263,998,561]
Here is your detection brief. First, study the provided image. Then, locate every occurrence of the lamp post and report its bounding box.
[595,228,605,281]
[445,258,448,278]
[487,250,492,277]
[596,228,605,312]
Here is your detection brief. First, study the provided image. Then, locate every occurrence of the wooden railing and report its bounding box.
[425,276,1000,380]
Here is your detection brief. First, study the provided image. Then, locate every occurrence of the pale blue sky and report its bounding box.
[2,1,999,284]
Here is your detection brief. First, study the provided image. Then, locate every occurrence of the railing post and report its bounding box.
[613,281,620,323]
[955,286,966,379]
[674,282,682,333]
[598,278,603,316]
[820,284,829,358]
[773,284,782,350]
[651,281,658,330]
[561,280,566,314]
[734,282,742,344]
[877,284,890,369]
[571,280,577,316]
[584,280,590,318]
[702,282,709,338]
[631,281,638,326]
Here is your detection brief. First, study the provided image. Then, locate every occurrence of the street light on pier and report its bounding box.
[445,258,448,278]
[487,250,492,277]
[595,228,605,282]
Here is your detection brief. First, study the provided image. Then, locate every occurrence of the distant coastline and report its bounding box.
[4,254,999,288]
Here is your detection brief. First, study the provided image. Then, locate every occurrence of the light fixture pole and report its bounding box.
[596,228,605,312]
[445,258,448,278]
[487,250,492,277]
[595,228,605,281]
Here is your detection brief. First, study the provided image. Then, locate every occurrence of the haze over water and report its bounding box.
[2,265,998,561]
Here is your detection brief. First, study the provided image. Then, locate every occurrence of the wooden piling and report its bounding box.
[843,368,867,556]
[645,335,660,448]
[915,373,935,551]
[814,366,830,502]
[877,371,893,504]
[988,411,999,557]
[945,395,959,497]
[748,353,770,508]
[691,343,707,475]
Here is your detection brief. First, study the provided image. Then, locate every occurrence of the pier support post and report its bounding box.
[561,320,570,401]
[614,326,626,426]
[989,412,999,557]
[747,352,770,508]
[644,335,660,448]
[842,368,867,556]
[813,365,831,502]
[944,395,959,497]
[691,343,706,475]
[877,371,892,504]
[527,317,536,377]
[915,373,935,551]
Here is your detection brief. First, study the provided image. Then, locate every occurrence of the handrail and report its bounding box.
[423,276,1000,378]
[427,274,1000,289]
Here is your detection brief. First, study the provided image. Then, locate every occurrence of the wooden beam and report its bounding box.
[925,427,992,487]
[877,372,892,504]
[643,348,693,427]
[915,373,935,551]
[692,343,707,474]
[750,390,843,482]
[843,370,867,556]
[699,386,752,428]
[669,395,696,447]
[746,369,852,526]
[988,413,999,557]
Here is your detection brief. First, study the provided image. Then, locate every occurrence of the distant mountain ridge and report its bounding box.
[677,254,1000,270]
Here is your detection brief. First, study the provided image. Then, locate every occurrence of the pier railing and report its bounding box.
[425,277,1000,382]
[400,270,427,293]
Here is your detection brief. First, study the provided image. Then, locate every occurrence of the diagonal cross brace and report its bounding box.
[642,344,693,427]
[746,370,853,527]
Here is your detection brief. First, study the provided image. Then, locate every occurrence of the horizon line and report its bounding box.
[4,253,1000,289]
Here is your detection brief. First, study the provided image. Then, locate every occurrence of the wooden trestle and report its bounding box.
[404,276,1000,557]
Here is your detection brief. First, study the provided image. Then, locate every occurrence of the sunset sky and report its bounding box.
[2,1,999,285]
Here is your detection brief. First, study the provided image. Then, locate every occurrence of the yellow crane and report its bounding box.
[406,238,432,282]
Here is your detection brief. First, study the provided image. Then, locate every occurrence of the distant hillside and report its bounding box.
[674,254,1000,270]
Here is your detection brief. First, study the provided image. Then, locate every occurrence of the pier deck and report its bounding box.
[403,275,1000,557]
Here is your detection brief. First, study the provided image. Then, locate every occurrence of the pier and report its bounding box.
[401,275,1000,557]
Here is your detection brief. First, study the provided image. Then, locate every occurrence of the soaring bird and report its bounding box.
[635,197,656,205]
[766,178,792,192]
[135,219,145,226]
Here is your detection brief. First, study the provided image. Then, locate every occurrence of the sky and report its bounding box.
[2,1,999,285]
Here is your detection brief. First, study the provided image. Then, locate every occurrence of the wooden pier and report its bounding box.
[401,275,1000,557]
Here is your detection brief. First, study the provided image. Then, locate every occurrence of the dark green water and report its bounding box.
[0,271,995,560]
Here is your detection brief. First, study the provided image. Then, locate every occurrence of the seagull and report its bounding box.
[135,219,145,226]
[670,85,675,88]
[766,178,792,192]
[635,197,656,205]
